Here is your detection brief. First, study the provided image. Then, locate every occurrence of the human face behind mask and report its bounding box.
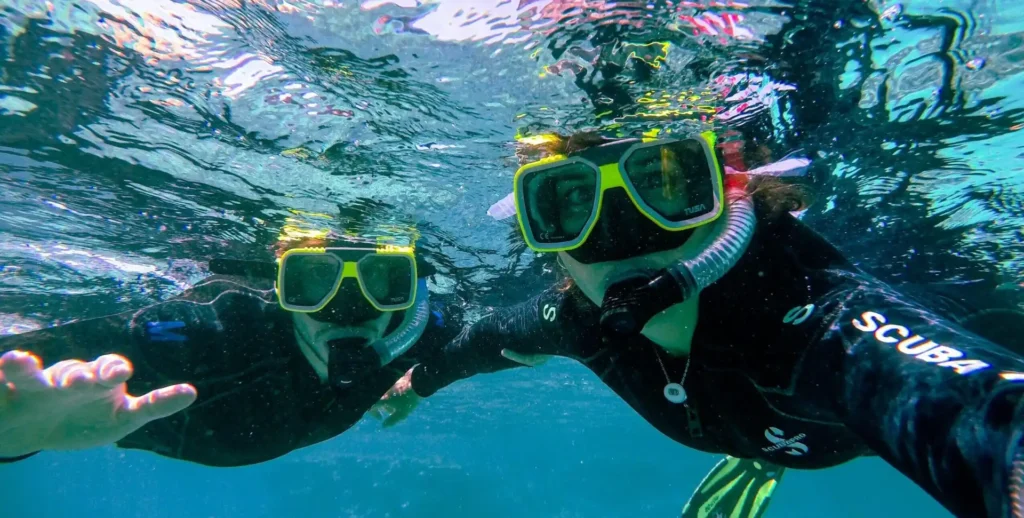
[513,133,727,352]
[291,281,400,384]
[278,246,420,384]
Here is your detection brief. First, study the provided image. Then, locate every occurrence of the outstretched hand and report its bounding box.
[0,350,197,457]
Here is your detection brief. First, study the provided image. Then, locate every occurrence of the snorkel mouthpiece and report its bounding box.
[327,279,431,387]
[600,268,694,335]
[599,187,757,336]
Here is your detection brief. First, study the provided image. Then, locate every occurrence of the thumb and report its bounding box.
[381,400,416,428]
[121,384,197,429]
[367,402,388,421]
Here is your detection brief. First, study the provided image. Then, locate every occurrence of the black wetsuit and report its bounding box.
[0,275,458,467]
[410,209,1024,518]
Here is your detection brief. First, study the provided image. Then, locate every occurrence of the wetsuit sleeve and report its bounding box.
[0,313,136,365]
[410,287,574,397]
[807,276,1024,518]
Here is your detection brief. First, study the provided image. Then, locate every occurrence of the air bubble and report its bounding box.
[881,4,903,21]
[966,58,986,70]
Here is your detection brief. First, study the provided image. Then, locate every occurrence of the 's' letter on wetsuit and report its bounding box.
[411,287,570,398]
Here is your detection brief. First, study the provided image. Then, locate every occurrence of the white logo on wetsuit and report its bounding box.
[542,303,557,322]
[762,427,809,456]
[783,304,815,325]
[761,427,806,454]
[851,311,990,375]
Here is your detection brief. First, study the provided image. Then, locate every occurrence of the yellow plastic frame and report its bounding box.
[512,131,725,252]
[276,245,417,313]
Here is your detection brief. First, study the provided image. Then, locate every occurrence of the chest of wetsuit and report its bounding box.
[685,210,874,468]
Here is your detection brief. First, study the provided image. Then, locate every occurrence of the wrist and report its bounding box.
[408,364,428,398]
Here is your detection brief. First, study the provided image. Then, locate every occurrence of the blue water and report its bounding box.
[3,0,1024,516]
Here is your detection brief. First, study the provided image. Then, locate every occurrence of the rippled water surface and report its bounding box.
[2,0,1023,516]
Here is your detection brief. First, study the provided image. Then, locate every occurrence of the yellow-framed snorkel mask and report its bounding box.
[276,244,417,313]
[512,131,725,252]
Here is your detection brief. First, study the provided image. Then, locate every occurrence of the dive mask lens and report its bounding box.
[280,253,343,311]
[356,253,416,310]
[278,248,418,313]
[620,139,719,226]
[516,159,599,250]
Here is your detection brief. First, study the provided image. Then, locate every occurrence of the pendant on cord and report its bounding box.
[663,382,687,404]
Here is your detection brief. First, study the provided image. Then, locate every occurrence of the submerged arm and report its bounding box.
[410,287,574,397]
[810,277,1024,517]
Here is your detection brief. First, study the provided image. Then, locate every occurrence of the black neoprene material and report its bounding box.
[410,209,1024,518]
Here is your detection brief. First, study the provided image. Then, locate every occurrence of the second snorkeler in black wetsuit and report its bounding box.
[0,233,460,467]
[390,130,1024,518]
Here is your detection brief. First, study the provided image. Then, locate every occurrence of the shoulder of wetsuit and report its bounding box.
[193,273,276,294]
[956,308,1024,355]
[694,209,860,388]
[428,296,460,330]
[404,297,463,358]
[765,214,1024,354]
[128,275,285,362]
[746,208,855,273]
[746,212,1024,358]
[126,305,292,390]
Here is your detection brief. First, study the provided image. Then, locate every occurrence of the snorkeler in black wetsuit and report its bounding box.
[384,131,1024,518]
[0,237,459,467]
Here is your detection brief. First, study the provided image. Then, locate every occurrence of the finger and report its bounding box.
[53,362,94,389]
[0,350,49,391]
[121,384,197,426]
[382,406,412,428]
[93,355,133,388]
[366,404,384,421]
[373,402,394,420]
[48,359,92,388]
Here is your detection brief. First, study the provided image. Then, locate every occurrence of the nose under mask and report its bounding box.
[565,188,695,265]
[308,281,384,325]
